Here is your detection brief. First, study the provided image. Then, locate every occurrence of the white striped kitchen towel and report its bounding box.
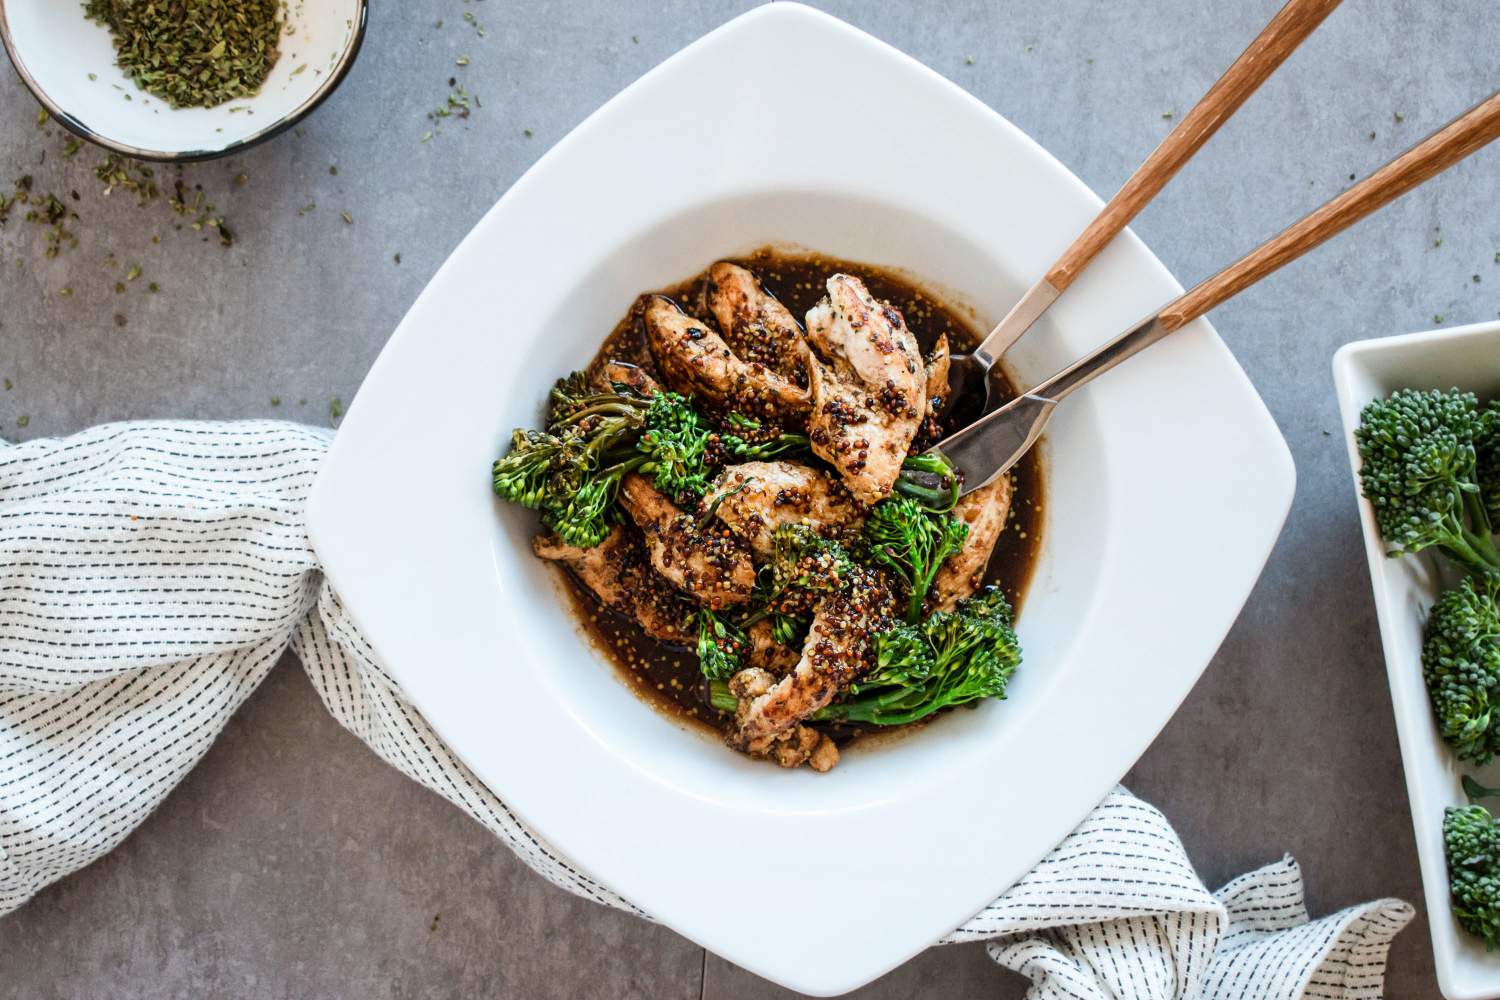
[0,421,1412,998]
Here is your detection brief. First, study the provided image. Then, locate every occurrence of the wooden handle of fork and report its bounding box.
[1043,0,1342,293]
[1160,90,1500,331]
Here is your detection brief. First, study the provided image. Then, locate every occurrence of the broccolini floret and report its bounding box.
[637,392,715,499]
[696,608,747,681]
[493,378,721,546]
[546,370,594,428]
[1424,576,1500,764]
[863,497,969,622]
[491,428,571,510]
[767,523,852,596]
[1477,400,1500,527]
[740,524,855,649]
[812,586,1020,726]
[1355,388,1500,576]
[1446,803,1500,948]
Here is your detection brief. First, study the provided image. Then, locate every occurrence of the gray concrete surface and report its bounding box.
[1,1,1497,996]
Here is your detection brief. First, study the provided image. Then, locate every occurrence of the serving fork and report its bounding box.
[934,89,1500,497]
[944,0,1343,426]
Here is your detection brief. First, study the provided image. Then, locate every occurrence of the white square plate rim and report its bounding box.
[308,5,1296,994]
[1333,320,1500,1000]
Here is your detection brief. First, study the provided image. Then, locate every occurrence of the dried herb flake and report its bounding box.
[84,0,284,109]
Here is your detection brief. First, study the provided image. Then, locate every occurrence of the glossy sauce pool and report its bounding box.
[558,248,1045,742]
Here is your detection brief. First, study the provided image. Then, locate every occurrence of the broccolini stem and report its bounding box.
[555,398,646,426]
[707,679,737,713]
[1464,775,1500,802]
[1459,492,1500,573]
[738,608,769,629]
[813,683,927,725]
[736,431,810,455]
[895,454,960,512]
[1451,533,1500,576]
[697,477,756,528]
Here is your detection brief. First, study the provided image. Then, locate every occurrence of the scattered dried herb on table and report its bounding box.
[83,0,284,109]
[1,175,78,258]
[0,126,241,302]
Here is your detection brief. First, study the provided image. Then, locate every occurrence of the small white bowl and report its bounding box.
[1334,320,1500,1000]
[0,0,366,161]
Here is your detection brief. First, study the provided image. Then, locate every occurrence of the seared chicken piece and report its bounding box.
[745,618,801,676]
[732,563,898,746]
[923,334,950,404]
[702,460,864,558]
[588,359,660,396]
[930,474,1015,611]
[643,295,811,424]
[917,334,950,444]
[619,473,755,609]
[804,275,925,504]
[533,528,695,644]
[727,668,839,772]
[703,261,809,383]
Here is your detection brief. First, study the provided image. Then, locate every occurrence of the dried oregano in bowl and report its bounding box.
[83,0,284,109]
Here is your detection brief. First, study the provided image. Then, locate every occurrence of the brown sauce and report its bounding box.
[556,247,1045,740]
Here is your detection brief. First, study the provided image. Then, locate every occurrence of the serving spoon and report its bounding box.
[944,0,1343,426]
[933,89,1500,497]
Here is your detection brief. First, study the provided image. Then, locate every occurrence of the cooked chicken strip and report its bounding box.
[727,669,838,771]
[923,334,950,404]
[618,473,755,609]
[703,262,809,382]
[533,527,695,644]
[745,618,801,676]
[732,563,898,747]
[643,295,811,424]
[930,473,1014,611]
[702,460,864,558]
[918,334,950,444]
[588,359,660,396]
[804,275,925,504]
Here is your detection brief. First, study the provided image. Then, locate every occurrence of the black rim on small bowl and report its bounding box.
[0,0,369,163]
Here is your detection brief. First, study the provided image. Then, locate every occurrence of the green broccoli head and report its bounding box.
[1446,804,1500,949]
[924,586,1018,692]
[495,377,745,548]
[765,524,852,605]
[696,608,747,681]
[546,371,595,429]
[543,473,622,549]
[1355,388,1500,575]
[1424,576,1500,764]
[638,391,713,501]
[863,496,970,622]
[734,527,849,658]
[815,585,1019,726]
[492,428,567,510]
[1478,400,1500,527]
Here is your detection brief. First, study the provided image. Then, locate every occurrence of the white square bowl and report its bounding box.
[307,5,1295,994]
[1334,320,1500,1000]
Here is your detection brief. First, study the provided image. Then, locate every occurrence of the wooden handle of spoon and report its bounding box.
[1161,90,1500,331]
[1044,0,1342,294]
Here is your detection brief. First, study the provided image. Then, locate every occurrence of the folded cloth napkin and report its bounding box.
[0,421,1413,997]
